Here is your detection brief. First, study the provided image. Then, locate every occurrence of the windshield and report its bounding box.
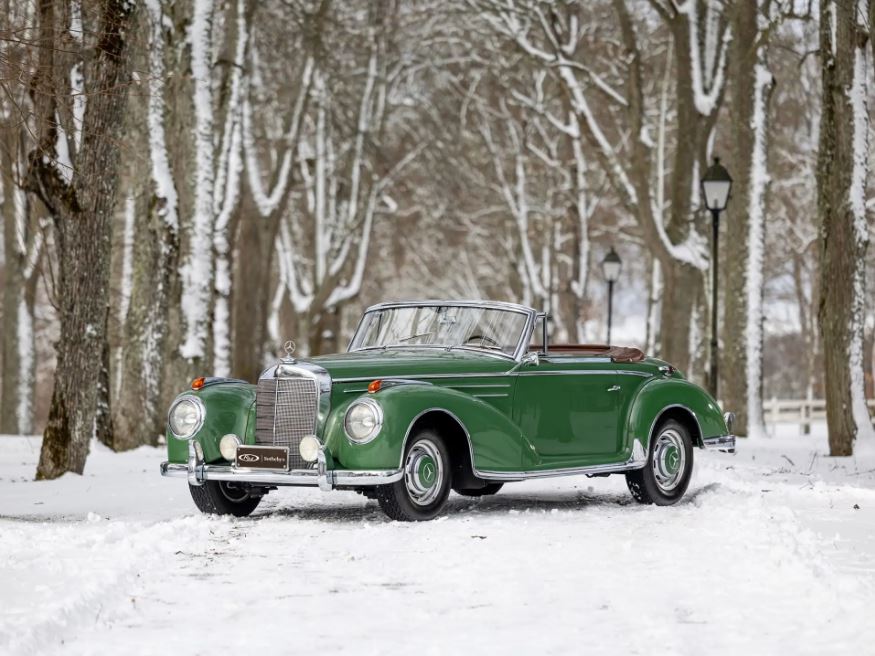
[349,305,530,358]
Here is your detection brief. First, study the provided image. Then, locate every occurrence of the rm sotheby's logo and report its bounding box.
[238,453,259,463]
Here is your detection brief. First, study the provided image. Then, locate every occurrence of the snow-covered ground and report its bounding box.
[2,426,874,655]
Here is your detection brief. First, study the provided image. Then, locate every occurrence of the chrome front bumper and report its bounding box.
[702,434,736,453]
[160,443,402,491]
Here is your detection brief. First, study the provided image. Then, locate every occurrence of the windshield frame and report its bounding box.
[347,300,538,362]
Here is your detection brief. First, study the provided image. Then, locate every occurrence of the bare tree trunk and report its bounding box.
[817,0,872,456]
[27,0,136,478]
[0,5,42,436]
[725,0,774,437]
[113,2,180,449]
[94,336,113,446]
[1,140,41,435]
[231,187,280,381]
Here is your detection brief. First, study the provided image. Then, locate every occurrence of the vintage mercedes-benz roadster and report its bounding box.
[161,300,735,521]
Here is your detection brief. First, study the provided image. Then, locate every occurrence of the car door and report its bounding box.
[513,356,623,465]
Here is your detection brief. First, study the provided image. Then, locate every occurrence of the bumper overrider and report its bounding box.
[160,442,403,492]
[702,434,736,453]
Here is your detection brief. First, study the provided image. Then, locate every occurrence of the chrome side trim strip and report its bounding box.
[474,439,648,481]
[703,434,736,453]
[471,393,509,398]
[543,357,613,363]
[334,372,512,383]
[334,369,653,384]
[516,369,651,377]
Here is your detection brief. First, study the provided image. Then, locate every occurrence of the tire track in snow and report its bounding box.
[0,515,235,655]
[43,480,875,656]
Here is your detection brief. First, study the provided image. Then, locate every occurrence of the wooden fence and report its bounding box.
[761,398,875,434]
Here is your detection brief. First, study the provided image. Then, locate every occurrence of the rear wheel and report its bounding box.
[189,481,262,517]
[376,430,452,521]
[625,419,693,506]
[454,482,504,497]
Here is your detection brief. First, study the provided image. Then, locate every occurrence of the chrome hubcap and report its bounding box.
[404,439,444,506]
[651,429,686,492]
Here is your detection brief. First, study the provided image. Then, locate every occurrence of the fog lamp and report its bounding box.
[219,434,241,461]
[299,435,321,463]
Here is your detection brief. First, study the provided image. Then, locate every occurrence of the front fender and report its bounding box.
[166,383,257,464]
[324,385,526,472]
[625,377,728,450]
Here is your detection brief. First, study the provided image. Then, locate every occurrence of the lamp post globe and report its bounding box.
[700,157,732,399]
[602,247,622,344]
[701,157,733,211]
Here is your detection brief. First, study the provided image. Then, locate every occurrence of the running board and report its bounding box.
[474,439,647,482]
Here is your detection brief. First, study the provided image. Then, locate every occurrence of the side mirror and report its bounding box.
[522,352,539,367]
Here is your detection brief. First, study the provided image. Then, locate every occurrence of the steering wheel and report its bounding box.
[465,334,500,348]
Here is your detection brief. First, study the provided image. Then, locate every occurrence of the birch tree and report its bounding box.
[724,1,775,438]
[0,0,44,435]
[817,0,874,455]
[0,136,44,436]
[233,2,319,378]
[113,0,250,447]
[472,0,728,374]
[470,82,595,340]
[266,2,423,355]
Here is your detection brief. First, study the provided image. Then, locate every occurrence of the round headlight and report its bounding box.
[168,397,205,440]
[219,434,240,461]
[344,399,383,443]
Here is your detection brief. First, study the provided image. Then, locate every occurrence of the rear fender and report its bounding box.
[625,378,728,450]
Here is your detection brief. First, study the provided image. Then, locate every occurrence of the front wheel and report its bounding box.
[376,430,452,521]
[625,419,693,506]
[189,481,262,517]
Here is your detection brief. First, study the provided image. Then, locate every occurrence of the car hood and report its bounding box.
[305,349,514,381]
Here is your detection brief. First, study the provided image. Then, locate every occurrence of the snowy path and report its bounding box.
[2,431,874,655]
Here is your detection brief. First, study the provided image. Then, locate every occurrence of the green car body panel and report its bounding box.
[166,347,730,476]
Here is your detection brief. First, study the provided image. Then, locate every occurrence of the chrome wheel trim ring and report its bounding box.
[404,439,444,506]
[651,428,686,492]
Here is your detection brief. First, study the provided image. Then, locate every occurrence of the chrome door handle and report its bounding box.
[607,385,621,392]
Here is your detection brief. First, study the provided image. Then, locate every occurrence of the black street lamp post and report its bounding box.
[701,157,733,399]
[602,247,622,344]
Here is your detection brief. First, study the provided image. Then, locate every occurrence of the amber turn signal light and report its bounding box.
[367,379,382,393]
[191,376,206,391]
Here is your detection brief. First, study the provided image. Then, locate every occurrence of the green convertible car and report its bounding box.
[161,300,736,521]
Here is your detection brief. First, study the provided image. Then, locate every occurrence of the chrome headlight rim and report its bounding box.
[167,395,206,441]
[344,398,384,444]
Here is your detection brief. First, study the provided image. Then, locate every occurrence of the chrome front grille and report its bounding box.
[255,376,318,470]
